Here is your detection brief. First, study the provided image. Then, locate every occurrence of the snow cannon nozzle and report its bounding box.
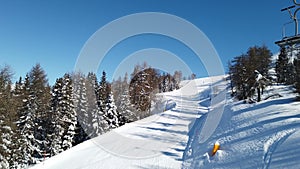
[211,141,220,156]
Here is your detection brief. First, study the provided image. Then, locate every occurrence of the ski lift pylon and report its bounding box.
[275,0,300,48]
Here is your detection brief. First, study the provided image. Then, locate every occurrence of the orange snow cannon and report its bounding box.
[211,141,220,156]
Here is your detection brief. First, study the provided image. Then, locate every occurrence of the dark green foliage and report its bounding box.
[48,77,64,156]
[229,45,272,101]
[0,65,15,168]
[1,61,183,168]
[274,46,300,97]
[276,47,289,84]
[47,74,77,156]
[294,53,300,95]
[275,47,296,85]
[14,64,51,164]
[99,71,108,109]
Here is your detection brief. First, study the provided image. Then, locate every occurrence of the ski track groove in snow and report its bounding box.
[182,79,300,169]
[262,129,295,169]
[30,77,222,169]
[30,76,300,169]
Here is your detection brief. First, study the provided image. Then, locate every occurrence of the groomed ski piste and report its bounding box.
[31,76,300,169]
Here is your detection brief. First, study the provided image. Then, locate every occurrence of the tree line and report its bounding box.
[0,64,125,168]
[0,62,184,168]
[229,45,300,102]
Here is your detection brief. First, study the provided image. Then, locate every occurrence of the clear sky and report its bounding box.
[0,0,294,85]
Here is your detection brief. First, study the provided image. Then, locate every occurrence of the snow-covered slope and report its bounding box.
[31,76,300,169]
[31,76,225,169]
[183,85,300,169]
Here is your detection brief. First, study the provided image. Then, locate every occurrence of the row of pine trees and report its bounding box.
[0,64,124,168]
[0,62,184,168]
[229,45,300,102]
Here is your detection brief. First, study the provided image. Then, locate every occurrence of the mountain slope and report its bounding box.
[30,76,300,169]
[31,76,224,169]
[183,85,300,169]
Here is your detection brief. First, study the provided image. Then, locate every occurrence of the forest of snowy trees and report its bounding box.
[2,44,300,168]
[0,62,183,168]
[229,45,300,102]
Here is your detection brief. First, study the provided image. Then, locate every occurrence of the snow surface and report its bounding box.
[30,76,300,169]
[31,76,223,169]
[183,84,300,169]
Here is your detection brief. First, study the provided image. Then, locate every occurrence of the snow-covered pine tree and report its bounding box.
[159,73,176,93]
[61,74,77,151]
[94,72,110,132]
[73,75,89,145]
[47,74,77,154]
[170,75,176,91]
[118,86,137,124]
[16,74,36,165]
[276,47,289,84]
[27,64,51,161]
[9,76,26,168]
[112,72,137,125]
[94,106,109,134]
[105,91,120,129]
[48,77,64,156]
[286,62,296,85]
[85,72,109,137]
[98,71,108,111]
[165,73,175,92]
[0,123,10,168]
[0,65,14,169]
[0,149,9,169]
[85,72,99,138]
[161,73,167,92]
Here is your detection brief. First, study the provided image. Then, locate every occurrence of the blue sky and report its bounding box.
[0,0,293,85]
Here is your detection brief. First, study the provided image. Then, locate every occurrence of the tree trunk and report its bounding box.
[257,87,261,102]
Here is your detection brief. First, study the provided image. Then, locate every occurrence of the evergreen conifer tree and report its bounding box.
[28,64,51,161]
[276,47,289,84]
[105,92,120,129]
[48,78,64,156]
[118,86,137,123]
[0,65,14,168]
[61,74,76,150]
[16,74,36,165]
[294,53,300,96]
[73,75,89,145]
[230,45,272,101]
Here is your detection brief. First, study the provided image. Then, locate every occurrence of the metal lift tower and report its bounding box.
[275,0,300,53]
